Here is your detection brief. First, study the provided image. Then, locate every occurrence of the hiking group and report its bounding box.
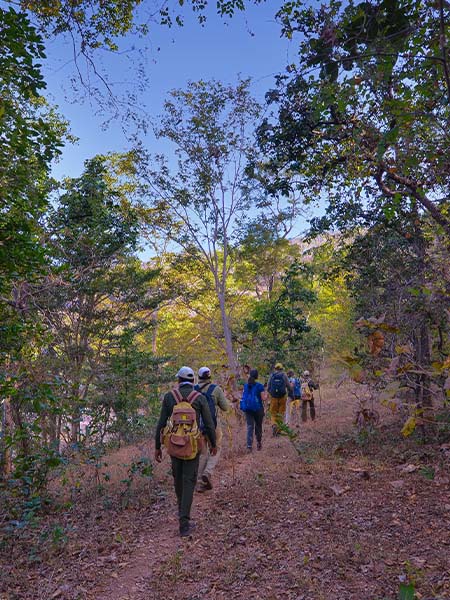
[155,363,318,537]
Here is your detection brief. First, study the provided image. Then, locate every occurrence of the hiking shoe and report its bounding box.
[247,446,252,453]
[179,521,195,537]
[201,474,212,490]
[272,425,278,437]
[257,441,262,451]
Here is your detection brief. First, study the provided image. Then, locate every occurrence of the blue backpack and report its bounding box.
[240,383,261,412]
[195,383,217,432]
[292,378,301,398]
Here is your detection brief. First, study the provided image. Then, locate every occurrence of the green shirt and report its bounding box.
[155,384,217,450]
[195,380,231,414]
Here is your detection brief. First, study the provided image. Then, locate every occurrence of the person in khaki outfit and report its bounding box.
[195,366,231,492]
[267,362,292,436]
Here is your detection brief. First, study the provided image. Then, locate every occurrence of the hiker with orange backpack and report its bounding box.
[300,370,319,422]
[195,366,231,493]
[155,366,217,537]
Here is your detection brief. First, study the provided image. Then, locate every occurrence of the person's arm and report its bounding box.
[154,394,172,461]
[257,382,267,404]
[284,373,293,391]
[214,386,231,413]
[198,396,217,450]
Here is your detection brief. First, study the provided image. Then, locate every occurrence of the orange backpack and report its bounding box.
[161,388,203,460]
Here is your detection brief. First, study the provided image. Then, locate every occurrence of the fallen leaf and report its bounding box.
[330,484,350,496]
[400,464,419,473]
[390,480,405,489]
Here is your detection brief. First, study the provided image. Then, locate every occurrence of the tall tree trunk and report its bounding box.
[217,289,238,390]
[151,310,158,355]
[1,397,13,478]
[70,384,81,446]
[10,401,30,458]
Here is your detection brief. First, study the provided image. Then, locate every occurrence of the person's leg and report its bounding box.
[285,397,292,425]
[179,454,200,534]
[278,396,287,430]
[294,399,301,426]
[301,400,308,422]
[310,398,316,421]
[269,395,278,425]
[203,428,222,480]
[254,409,264,449]
[290,399,298,427]
[171,457,183,516]
[197,439,208,483]
[245,411,255,449]
[269,395,278,436]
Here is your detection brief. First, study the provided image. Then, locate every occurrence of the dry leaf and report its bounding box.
[390,480,405,489]
[400,464,419,473]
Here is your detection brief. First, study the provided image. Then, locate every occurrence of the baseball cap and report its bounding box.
[198,366,211,379]
[176,366,195,381]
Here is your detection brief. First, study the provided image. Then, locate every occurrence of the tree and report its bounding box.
[259,0,450,237]
[254,0,450,423]
[0,7,64,477]
[140,79,298,380]
[243,260,322,370]
[33,156,161,445]
[0,7,64,300]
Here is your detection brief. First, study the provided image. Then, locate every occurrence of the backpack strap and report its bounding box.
[172,388,200,404]
[171,388,183,403]
[186,390,201,404]
[208,384,217,394]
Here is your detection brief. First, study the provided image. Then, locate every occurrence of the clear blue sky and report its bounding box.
[44,2,295,180]
[41,2,321,245]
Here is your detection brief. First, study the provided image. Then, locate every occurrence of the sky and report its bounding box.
[39,1,320,250]
[44,2,295,180]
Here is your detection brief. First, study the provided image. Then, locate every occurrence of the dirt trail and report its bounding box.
[90,384,450,600]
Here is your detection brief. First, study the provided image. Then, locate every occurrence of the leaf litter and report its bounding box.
[1,382,449,600]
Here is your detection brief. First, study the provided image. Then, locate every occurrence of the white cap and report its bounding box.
[303,370,310,377]
[198,366,211,379]
[176,366,195,381]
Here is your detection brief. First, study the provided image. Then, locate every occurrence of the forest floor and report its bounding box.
[1,378,450,600]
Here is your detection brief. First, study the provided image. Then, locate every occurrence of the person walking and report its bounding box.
[240,369,265,451]
[286,370,302,427]
[155,366,217,537]
[267,363,291,436]
[195,366,231,493]
[301,370,319,422]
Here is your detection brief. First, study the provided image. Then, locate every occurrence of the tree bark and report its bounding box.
[0,397,13,478]
[216,288,238,390]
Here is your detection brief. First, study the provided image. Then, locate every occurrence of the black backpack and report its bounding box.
[269,372,287,398]
[195,383,217,432]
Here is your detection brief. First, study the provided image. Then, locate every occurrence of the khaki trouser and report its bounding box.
[301,397,316,421]
[287,399,301,426]
[198,427,223,482]
[269,395,287,430]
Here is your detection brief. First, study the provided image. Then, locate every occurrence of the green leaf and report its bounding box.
[398,582,415,600]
